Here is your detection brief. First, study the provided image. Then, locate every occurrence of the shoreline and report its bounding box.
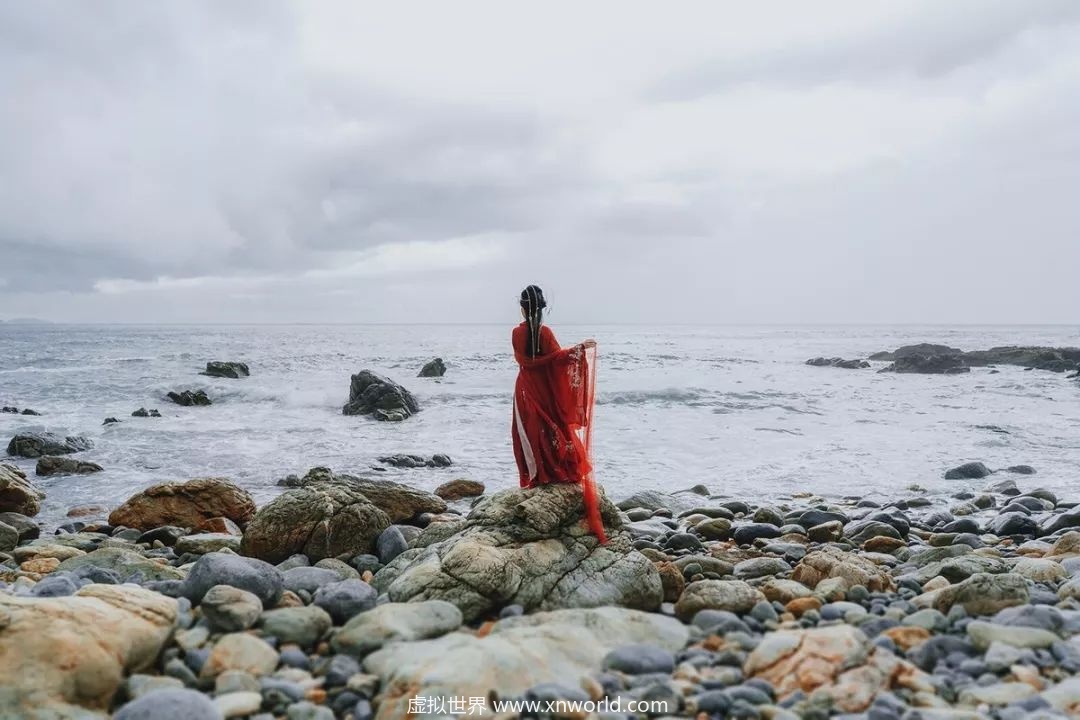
[4,464,1080,719]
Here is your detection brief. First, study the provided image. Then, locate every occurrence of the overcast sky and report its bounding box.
[1,1,1078,324]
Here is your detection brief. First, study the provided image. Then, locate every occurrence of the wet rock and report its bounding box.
[1007,465,1037,475]
[167,389,212,406]
[806,357,870,369]
[1040,507,1080,536]
[0,511,39,541]
[373,484,661,622]
[35,455,104,476]
[733,523,782,545]
[0,585,177,714]
[131,408,162,418]
[602,644,676,674]
[418,358,447,378]
[375,526,408,564]
[202,361,250,379]
[342,370,419,421]
[7,432,93,458]
[991,512,1038,537]
[882,353,970,374]
[944,462,992,480]
[434,478,485,502]
[109,477,256,531]
[0,464,45,516]
[734,557,792,579]
[377,454,452,468]
[103,417,120,425]
[808,521,843,543]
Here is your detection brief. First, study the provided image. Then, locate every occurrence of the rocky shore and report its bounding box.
[4,462,1080,719]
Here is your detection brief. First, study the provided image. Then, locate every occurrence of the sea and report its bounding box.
[2,323,1079,526]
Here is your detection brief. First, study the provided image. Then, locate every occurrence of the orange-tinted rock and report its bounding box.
[109,477,256,531]
[881,626,930,651]
[656,561,686,603]
[0,464,45,517]
[862,536,906,553]
[66,504,110,518]
[434,479,486,502]
[197,516,243,535]
[791,546,894,592]
[785,597,822,617]
[20,557,60,574]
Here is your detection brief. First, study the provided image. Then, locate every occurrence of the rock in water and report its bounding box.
[341,370,419,421]
[131,408,162,417]
[871,343,963,362]
[0,584,177,714]
[36,455,104,476]
[0,464,46,516]
[378,454,452,468]
[805,357,870,369]
[882,354,970,374]
[362,607,687,718]
[944,461,993,480]
[418,358,447,378]
[6,432,93,458]
[167,389,212,406]
[372,484,663,622]
[202,361,250,379]
[109,477,256,531]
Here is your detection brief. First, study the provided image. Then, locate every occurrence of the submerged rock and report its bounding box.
[167,389,212,406]
[418,358,447,378]
[378,454,452,469]
[131,408,162,418]
[342,370,419,421]
[373,484,662,622]
[201,361,250,379]
[36,455,104,477]
[6,432,93,458]
[109,477,256,531]
[0,464,46,516]
[805,357,870,369]
[944,461,993,480]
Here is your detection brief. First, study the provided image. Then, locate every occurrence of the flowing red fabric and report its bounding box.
[511,323,606,543]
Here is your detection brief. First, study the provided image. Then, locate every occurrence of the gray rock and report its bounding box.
[282,566,341,595]
[7,433,93,458]
[167,389,212,406]
[733,557,791,580]
[313,579,377,624]
[114,688,225,720]
[202,362,250,379]
[332,600,463,657]
[341,370,419,421]
[0,511,39,541]
[35,456,104,476]
[372,484,662,622]
[602,644,675,674]
[375,526,408,564]
[418,358,447,378]
[56,548,185,582]
[944,462,993,480]
[182,552,284,606]
[674,580,762,621]
[201,585,263,633]
[176,533,243,555]
[258,606,332,649]
[0,521,18,552]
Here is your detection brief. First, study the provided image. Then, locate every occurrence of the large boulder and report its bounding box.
[7,432,93,458]
[0,584,177,714]
[109,478,256,531]
[201,361,250,379]
[275,468,446,522]
[36,456,104,476]
[167,389,211,406]
[744,625,931,711]
[0,464,45,516]
[881,354,970,374]
[372,484,663,622]
[342,370,419,421]
[418,358,447,378]
[870,343,963,361]
[241,482,391,564]
[363,607,688,719]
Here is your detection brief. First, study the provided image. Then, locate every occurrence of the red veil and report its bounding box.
[511,323,606,543]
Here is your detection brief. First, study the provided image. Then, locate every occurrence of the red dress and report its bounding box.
[511,322,606,542]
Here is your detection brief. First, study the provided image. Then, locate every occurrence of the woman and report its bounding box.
[511,285,607,543]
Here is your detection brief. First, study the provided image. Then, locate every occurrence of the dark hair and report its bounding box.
[520,285,547,357]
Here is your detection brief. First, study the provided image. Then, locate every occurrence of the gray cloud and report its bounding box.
[0,1,1078,323]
